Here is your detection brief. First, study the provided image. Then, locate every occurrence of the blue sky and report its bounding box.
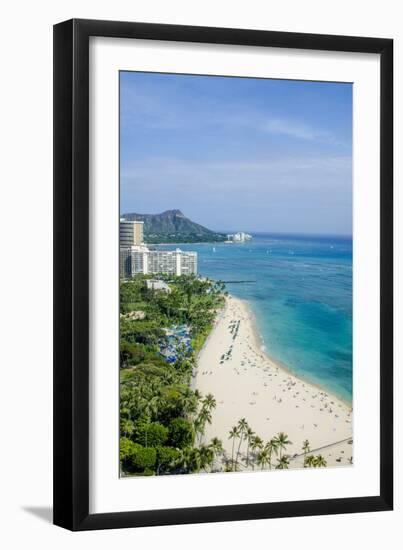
[120,71,352,235]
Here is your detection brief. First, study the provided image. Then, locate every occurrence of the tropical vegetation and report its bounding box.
[226,419,294,471]
[119,273,329,476]
[224,423,329,471]
[120,273,225,476]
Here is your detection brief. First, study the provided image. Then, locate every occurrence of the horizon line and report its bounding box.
[218,230,352,238]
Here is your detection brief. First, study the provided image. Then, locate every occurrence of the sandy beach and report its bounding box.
[195,295,353,471]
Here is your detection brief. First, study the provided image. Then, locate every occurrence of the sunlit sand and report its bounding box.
[196,296,353,471]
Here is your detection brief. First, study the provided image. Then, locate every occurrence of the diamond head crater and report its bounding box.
[121,209,227,244]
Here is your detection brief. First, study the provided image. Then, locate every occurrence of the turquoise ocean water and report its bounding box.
[157,234,352,404]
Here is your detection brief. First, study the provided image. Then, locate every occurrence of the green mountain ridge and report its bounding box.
[122,209,227,243]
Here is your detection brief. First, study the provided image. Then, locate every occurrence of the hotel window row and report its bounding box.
[120,247,197,279]
[119,219,197,279]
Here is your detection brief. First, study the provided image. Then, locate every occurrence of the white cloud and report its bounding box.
[121,154,351,184]
[263,118,331,141]
[120,154,352,233]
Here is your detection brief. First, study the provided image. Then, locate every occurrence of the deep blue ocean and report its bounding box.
[157,234,352,404]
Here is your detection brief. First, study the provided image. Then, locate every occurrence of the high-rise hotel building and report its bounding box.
[120,219,144,247]
[119,219,197,279]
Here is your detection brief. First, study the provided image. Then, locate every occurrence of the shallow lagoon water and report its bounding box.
[157,234,352,404]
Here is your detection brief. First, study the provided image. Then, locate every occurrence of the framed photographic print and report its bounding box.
[53,19,393,530]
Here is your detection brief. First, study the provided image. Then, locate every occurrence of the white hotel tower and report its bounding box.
[119,219,197,279]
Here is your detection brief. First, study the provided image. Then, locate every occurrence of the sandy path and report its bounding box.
[195,295,353,471]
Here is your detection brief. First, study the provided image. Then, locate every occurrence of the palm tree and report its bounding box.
[275,455,290,469]
[195,393,217,444]
[194,416,203,444]
[209,437,223,471]
[265,438,279,470]
[181,389,198,416]
[210,436,223,453]
[304,454,316,468]
[235,418,249,467]
[179,447,194,473]
[314,454,327,468]
[245,426,255,467]
[229,426,240,470]
[190,448,202,473]
[257,448,270,471]
[250,435,263,470]
[302,439,310,456]
[120,418,134,439]
[180,447,203,473]
[199,445,215,472]
[274,432,292,459]
[203,393,217,412]
[139,394,160,447]
[195,407,212,444]
[194,389,203,405]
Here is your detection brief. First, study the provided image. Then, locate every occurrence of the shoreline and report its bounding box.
[242,298,352,409]
[195,294,353,471]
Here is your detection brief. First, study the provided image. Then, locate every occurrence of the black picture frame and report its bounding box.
[53,18,393,531]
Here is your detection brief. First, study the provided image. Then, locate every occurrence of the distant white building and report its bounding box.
[226,232,252,243]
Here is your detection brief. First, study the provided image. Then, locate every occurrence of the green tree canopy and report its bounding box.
[130,444,157,472]
[135,420,169,448]
[168,417,195,449]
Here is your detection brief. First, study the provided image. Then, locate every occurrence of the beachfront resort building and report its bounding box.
[119,219,197,279]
